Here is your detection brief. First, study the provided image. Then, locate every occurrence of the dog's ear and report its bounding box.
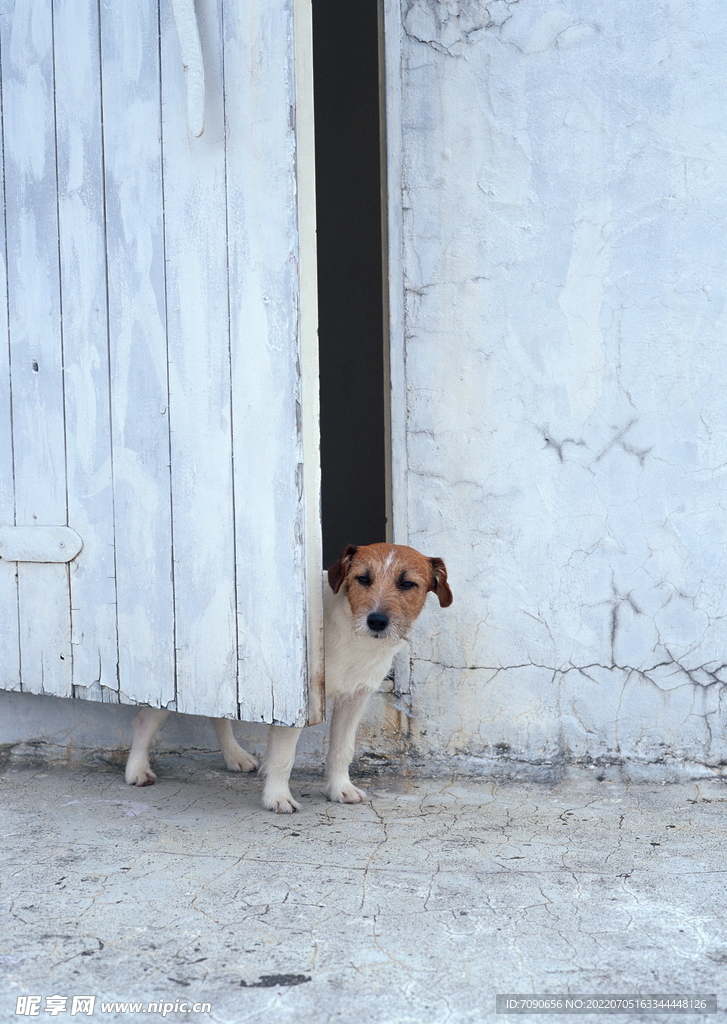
[328,545,358,594]
[428,557,453,607]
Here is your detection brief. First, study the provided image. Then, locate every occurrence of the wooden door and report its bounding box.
[0,0,323,725]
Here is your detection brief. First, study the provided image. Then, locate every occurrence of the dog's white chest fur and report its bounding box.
[323,583,403,698]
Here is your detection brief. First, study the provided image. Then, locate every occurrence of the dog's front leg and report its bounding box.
[325,688,372,804]
[261,725,303,813]
[125,708,171,786]
[211,718,259,773]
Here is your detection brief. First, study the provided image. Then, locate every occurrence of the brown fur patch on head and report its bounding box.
[327,545,358,594]
[331,543,451,641]
[428,557,453,607]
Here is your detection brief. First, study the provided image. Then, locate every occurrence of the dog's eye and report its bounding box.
[355,574,372,587]
[398,579,418,590]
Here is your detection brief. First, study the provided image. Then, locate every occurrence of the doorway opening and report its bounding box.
[312,0,388,568]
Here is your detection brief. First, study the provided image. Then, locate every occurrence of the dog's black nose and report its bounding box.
[367,612,389,633]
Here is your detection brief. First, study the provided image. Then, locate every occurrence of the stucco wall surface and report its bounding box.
[397,0,727,764]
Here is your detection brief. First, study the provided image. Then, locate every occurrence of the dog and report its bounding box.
[125,543,452,812]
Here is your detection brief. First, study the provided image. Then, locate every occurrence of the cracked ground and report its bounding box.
[1,756,725,1023]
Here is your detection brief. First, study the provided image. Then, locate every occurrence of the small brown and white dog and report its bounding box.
[125,543,452,812]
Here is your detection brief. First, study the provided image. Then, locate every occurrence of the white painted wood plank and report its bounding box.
[382,0,411,697]
[53,0,119,702]
[160,0,238,718]
[99,0,175,707]
[0,34,21,693]
[382,0,406,547]
[1,0,72,698]
[225,0,316,725]
[293,0,324,725]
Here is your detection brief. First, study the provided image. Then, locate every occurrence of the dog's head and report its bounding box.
[327,542,452,642]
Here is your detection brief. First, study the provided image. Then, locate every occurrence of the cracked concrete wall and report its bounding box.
[395,0,727,765]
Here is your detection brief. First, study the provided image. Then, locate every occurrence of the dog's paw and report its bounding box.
[325,780,367,804]
[223,747,259,773]
[125,763,157,787]
[261,788,302,814]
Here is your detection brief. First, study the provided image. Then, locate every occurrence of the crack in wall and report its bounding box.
[410,656,727,690]
[403,0,521,57]
[541,419,654,470]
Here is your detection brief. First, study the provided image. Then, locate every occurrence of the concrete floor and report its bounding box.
[1,753,725,1023]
